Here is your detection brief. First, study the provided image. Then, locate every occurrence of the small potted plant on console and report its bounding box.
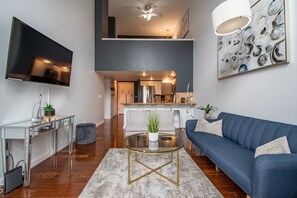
[148,112,160,141]
[43,103,56,121]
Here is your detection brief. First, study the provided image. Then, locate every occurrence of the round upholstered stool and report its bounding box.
[76,123,96,144]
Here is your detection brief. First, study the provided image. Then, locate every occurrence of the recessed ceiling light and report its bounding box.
[43,59,51,64]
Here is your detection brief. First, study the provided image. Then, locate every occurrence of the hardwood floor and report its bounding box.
[1,115,245,197]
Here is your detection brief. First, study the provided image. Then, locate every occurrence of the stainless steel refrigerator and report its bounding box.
[139,85,155,103]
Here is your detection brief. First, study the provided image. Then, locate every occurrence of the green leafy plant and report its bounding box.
[198,104,215,113]
[148,112,160,133]
[43,103,55,111]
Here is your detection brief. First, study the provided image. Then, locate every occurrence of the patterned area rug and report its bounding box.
[79,148,223,198]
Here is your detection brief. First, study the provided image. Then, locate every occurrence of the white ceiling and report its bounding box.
[108,0,187,37]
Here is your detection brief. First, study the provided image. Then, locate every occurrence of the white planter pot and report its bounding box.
[204,113,212,119]
[148,132,159,141]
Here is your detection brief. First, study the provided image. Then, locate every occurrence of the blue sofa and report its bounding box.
[186,112,297,198]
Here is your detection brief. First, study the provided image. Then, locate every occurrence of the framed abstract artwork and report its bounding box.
[217,0,289,79]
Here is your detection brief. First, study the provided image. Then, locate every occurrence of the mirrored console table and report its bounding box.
[0,115,75,187]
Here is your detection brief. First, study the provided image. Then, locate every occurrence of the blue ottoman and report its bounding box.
[76,123,96,144]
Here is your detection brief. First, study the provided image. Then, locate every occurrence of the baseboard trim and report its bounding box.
[31,151,52,168]
[0,138,73,186]
[96,120,104,128]
[31,139,69,168]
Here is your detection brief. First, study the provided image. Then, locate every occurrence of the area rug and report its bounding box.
[79,148,223,198]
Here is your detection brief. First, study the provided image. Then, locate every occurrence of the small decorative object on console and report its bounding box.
[43,102,56,121]
[32,94,42,123]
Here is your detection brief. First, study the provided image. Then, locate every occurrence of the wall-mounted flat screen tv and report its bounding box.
[5,17,73,86]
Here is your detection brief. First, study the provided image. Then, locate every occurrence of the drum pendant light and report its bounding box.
[212,0,252,36]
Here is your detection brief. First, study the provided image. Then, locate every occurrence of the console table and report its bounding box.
[0,115,75,186]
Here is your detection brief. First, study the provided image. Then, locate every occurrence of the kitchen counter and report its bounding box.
[123,102,196,105]
[123,102,196,129]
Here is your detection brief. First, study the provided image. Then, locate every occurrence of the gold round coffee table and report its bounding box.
[123,132,184,186]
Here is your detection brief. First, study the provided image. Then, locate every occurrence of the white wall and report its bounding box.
[104,79,111,119]
[0,0,105,184]
[189,0,297,124]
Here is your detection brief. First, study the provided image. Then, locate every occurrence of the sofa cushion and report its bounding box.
[255,136,291,158]
[188,131,253,194]
[194,118,223,137]
[187,131,240,155]
[207,145,254,194]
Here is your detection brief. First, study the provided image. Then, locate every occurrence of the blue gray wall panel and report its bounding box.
[95,0,193,92]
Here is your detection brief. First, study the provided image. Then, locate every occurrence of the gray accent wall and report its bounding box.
[95,0,193,92]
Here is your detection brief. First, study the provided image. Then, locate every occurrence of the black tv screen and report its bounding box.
[5,17,73,86]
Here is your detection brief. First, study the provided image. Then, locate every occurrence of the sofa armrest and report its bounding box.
[252,154,297,198]
[185,119,198,134]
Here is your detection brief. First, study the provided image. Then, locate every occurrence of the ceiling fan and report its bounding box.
[137,3,159,21]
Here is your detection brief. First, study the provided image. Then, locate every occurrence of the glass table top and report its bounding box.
[0,115,74,128]
[124,132,184,153]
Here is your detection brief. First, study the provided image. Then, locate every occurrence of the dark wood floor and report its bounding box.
[1,115,245,198]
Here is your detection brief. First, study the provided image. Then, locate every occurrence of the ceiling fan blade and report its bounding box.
[148,9,154,14]
[150,13,158,17]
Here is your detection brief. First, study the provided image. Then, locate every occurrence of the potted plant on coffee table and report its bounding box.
[148,112,160,141]
[197,104,216,119]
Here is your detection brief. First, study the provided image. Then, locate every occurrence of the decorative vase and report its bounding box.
[148,132,159,141]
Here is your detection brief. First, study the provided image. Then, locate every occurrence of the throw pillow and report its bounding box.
[194,117,223,137]
[254,136,291,158]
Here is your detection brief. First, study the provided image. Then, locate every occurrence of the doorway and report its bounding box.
[117,82,134,114]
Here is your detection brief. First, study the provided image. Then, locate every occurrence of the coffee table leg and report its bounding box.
[127,149,181,186]
[128,149,131,184]
[176,150,179,185]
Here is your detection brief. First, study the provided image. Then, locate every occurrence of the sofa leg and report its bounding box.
[189,141,193,155]
[215,165,219,171]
